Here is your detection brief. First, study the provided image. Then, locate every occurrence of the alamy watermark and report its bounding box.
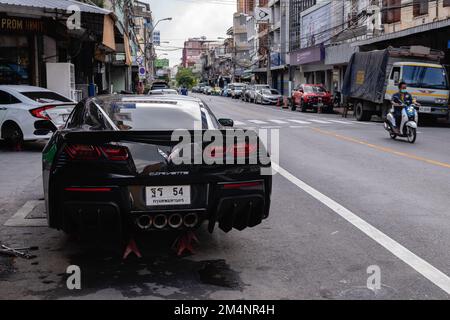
[66,265,81,290]
[66,5,81,30]
[367,265,381,291]
[169,124,279,176]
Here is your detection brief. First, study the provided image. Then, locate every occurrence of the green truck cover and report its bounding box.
[342,50,390,104]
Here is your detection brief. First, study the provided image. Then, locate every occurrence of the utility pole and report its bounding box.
[266,23,272,87]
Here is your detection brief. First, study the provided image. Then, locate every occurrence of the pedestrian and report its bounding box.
[136,81,144,95]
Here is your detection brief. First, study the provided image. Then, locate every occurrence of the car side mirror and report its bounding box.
[218,118,234,127]
[34,120,57,135]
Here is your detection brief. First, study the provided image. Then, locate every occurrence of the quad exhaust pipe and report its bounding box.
[153,214,168,229]
[136,215,152,230]
[168,213,183,229]
[183,213,199,228]
[136,213,199,230]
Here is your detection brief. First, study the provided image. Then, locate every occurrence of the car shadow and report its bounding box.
[0,140,46,152]
[33,227,243,299]
[418,117,450,128]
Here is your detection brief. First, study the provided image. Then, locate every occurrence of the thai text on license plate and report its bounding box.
[146,185,191,206]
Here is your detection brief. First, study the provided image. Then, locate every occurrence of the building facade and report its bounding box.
[237,0,256,14]
[182,38,208,71]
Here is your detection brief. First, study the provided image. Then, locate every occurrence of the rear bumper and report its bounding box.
[49,176,271,236]
[417,105,449,118]
[304,101,332,108]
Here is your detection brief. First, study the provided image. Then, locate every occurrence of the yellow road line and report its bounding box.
[311,127,450,169]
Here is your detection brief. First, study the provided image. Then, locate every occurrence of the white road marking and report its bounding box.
[273,163,450,295]
[248,120,268,125]
[327,120,353,124]
[309,119,332,124]
[4,201,47,227]
[261,126,282,129]
[289,119,312,125]
[269,120,289,124]
[289,126,307,129]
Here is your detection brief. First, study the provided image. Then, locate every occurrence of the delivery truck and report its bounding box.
[342,46,449,121]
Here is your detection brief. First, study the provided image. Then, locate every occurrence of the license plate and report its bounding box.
[419,107,431,113]
[146,186,191,206]
[317,103,324,107]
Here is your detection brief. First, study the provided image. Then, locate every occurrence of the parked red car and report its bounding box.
[291,84,333,113]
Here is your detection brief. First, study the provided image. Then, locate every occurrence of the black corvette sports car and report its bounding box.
[39,95,272,241]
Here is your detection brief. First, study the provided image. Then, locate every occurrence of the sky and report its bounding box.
[144,0,236,67]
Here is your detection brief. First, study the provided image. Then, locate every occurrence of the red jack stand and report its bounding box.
[13,143,22,152]
[123,238,142,260]
[172,231,199,256]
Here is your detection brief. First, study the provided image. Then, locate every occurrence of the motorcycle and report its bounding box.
[384,103,418,144]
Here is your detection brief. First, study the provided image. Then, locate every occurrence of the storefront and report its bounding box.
[0,0,114,99]
[289,45,330,88]
[0,15,54,86]
[325,43,359,94]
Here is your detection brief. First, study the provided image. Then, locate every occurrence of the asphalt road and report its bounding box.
[0,94,449,299]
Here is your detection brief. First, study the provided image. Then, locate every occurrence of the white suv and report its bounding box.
[0,85,76,147]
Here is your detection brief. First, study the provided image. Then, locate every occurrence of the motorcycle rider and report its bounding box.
[391,81,413,133]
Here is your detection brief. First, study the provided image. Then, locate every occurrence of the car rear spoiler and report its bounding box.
[61,129,264,148]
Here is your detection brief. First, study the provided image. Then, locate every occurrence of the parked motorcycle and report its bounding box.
[384,103,418,143]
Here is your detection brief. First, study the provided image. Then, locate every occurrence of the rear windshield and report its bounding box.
[304,86,326,93]
[262,89,280,95]
[149,89,178,95]
[21,91,72,103]
[67,97,219,131]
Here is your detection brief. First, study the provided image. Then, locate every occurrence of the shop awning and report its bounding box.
[354,18,450,47]
[0,0,110,15]
[102,14,116,51]
[123,34,132,66]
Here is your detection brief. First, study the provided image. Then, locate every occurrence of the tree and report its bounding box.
[176,68,197,89]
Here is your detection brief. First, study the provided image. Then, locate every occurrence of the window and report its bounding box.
[304,86,326,93]
[402,66,448,90]
[0,90,20,104]
[413,0,428,17]
[21,91,72,103]
[444,0,450,6]
[382,0,401,24]
[391,67,401,81]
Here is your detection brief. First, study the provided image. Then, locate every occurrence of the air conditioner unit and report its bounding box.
[46,63,75,101]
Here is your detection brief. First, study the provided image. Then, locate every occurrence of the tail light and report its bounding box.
[205,143,257,159]
[29,105,55,120]
[222,181,263,190]
[229,142,257,158]
[65,144,101,161]
[64,144,129,161]
[205,145,226,158]
[100,145,129,161]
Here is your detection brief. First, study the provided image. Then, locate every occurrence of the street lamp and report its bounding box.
[146,17,172,80]
[151,17,173,33]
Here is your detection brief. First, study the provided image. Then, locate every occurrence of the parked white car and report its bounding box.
[0,85,76,146]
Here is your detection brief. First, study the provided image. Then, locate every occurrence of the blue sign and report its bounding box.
[153,30,160,46]
[448,40,450,49]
